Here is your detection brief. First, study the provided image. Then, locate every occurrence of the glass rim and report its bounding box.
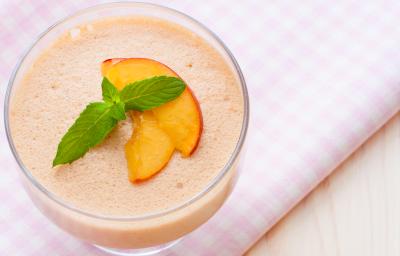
[4,1,249,222]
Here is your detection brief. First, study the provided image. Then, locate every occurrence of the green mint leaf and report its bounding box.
[120,76,186,111]
[52,102,119,166]
[102,77,120,103]
[110,101,126,121]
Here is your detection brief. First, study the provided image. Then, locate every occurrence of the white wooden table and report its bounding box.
[247,112,400,255]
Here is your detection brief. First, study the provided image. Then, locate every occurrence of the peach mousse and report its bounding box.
[8,13,245,249]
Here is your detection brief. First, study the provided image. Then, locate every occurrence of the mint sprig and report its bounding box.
[52,76,186,166]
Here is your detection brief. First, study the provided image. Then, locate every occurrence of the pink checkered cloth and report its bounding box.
[1,0,400,255]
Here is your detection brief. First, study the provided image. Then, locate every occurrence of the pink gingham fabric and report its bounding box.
[1,0,400,255]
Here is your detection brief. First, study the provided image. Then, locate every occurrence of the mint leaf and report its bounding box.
[120,76,186,111]
[102,77,120,103]
[52,102,119,166]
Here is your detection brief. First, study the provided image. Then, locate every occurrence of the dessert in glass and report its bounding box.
[5,2,249,255]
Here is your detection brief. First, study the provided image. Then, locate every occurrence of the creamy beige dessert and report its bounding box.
[9,17,244,248]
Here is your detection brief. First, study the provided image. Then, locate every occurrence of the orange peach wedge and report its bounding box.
[101,58,203,181]
[125,111,175,181]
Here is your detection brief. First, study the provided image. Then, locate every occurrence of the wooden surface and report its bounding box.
[246,112,400,256]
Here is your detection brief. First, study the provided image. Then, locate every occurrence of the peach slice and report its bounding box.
[102,58,203,156]
[101,58,203,181]
[152,87,202,156]
[125,111,175,181]
[102,58,177,90]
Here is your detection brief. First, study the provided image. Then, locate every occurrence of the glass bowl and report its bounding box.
[4,2,249,255]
